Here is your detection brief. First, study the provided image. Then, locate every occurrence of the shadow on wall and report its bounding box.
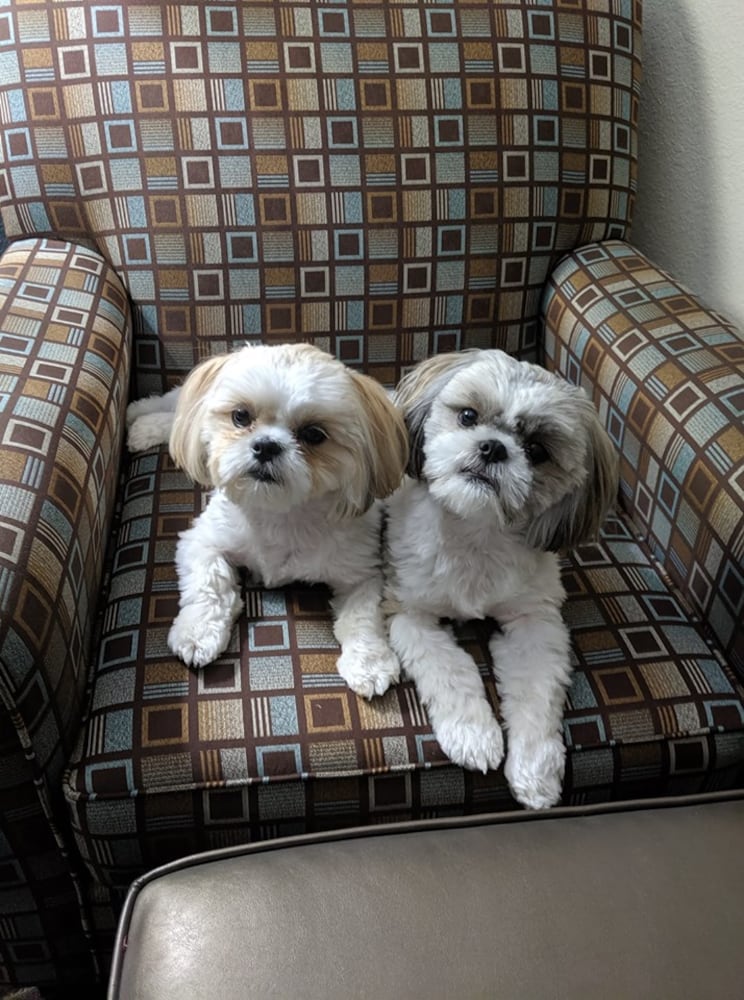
[632,1,719,310]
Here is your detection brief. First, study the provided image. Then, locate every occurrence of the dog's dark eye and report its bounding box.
[297,424,327,446]
[232,408,253,428]
[458,408,478,427]
[526,440,550,465]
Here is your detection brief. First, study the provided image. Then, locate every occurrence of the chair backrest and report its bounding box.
[0,1,641,394]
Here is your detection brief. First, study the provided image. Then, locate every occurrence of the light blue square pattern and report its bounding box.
[270,696,299,736]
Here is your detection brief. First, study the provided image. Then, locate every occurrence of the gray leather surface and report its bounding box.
[111,799,744,999]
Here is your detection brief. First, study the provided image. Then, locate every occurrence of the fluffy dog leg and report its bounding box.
[332,576,400,699]
[389,611,503,773]
[168,526,243,669]
[127,412,175,452]
[126,386,180,452]
[489,605,572,810]
[126,385,180,425]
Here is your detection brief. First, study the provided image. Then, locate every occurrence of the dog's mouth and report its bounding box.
[461,467,499,492]
[249,466,281,485]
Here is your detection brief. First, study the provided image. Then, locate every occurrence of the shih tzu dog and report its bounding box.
[126,342,408,699]
[384,349,618,809]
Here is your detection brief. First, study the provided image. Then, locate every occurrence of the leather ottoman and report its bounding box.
[108,793,744,999]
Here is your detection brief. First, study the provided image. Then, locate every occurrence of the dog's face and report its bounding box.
[396,350,618,550]
[169,343,408,517]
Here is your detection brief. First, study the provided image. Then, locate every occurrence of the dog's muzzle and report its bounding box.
[248,437,283,483]
[252,437,283,463]
[478,439,508,464]
[461,438,510,492]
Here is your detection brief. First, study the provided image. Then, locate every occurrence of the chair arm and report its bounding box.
[541,239,744,677]
[0,238,130,770]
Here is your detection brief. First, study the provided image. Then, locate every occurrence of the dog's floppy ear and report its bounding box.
[347,371,409,511]
[526,399,619,552]
[169,353,232,486]
[395,351,480,478]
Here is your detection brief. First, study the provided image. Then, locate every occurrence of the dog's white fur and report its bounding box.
[384,350,618,809]
[126,343,408,699]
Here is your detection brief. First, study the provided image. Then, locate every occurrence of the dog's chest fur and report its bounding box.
[203,491,383,590]
[385,479,564,621]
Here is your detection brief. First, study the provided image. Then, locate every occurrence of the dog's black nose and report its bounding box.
[252,437,282,463]
[479,440,508,464]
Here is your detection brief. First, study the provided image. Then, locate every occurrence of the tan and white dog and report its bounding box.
[126,342,408,699]
[383,349,618,809]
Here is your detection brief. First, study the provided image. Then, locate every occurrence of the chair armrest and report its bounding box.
[541,239,744,677]
[0,238,130,767]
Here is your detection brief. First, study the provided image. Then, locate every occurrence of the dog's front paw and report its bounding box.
[505,735,566,810]
[168,604,236,669]
[125,397,151,427]
[434,702,504,774]
[337,640,400,700]
[127,413,172,452]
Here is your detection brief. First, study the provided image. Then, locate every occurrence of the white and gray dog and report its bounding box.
[384,349,618,809]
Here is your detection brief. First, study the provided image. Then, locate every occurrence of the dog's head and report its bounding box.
[170,343,408,517]
[396,349,618,549]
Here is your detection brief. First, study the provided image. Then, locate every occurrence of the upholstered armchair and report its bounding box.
[1,0,742,994]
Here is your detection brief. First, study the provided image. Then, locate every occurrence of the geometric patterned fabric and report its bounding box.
[544,241,744,678]
[0,239,129,737]
[0,239,130,995]
[0,722,99,993]
[1,0,641,391]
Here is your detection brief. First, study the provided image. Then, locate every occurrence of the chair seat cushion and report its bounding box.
[64,450,744,887]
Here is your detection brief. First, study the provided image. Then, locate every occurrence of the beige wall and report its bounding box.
[632,0,744,331]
